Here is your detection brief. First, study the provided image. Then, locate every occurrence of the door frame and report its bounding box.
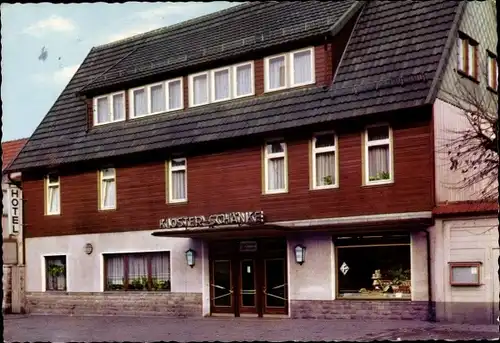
[262,257,288,315]
[209,259,235,315]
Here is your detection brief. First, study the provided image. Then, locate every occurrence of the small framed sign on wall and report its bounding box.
[449,261,482,286]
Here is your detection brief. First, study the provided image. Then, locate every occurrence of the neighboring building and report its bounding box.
[2,138,28,313]
[6,1,497,323]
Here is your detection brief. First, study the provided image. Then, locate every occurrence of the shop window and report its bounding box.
[336,235,411,299]
[449,262,481,286]
[104,251,171,291]
[45,255,67,291]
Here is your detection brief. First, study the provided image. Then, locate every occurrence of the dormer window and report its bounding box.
[457,33,478,80]
[94,92,125,125]
[129,78,183,118]
[264,47,315,93]
[189,61,254,107]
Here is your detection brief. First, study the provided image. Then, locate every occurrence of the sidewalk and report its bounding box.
[3,314,499,342]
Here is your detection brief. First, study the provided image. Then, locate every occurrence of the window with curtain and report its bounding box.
[45,256,67,291]
[112,93,125,120]
[292,50,312,85]
[100,168,116,210]
[150,84,166,113]
[192,74,208,106]
[95,92,125,125]
[46,174,60,215]
[213,68,230,101]
[366,126,392,184]
[487,53,498,90]
[104,252,171,291]
[235,63,252,97]
[169,158,187,202]
[168,80,182,110]
[264,142,287,193]
[312,134,337,188]
[268,56,286,90]
[132,88,148,117]
[96,97,110,124]
[457,33,478,79]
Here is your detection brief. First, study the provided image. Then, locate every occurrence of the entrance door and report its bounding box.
[239,259,258,315]
[263,258,288,315]
[211,260,234,314]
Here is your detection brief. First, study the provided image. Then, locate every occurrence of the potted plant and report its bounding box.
[369,171,390,181]
[322,175,334,185]
[47,264,65,290]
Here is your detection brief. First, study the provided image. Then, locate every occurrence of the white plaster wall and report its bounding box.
[25,230,203,293]
[287,234,334,301]
[432,216,498,322]
[410,231,429,301]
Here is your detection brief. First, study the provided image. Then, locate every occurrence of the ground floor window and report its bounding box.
[104,251,171,291]
[335,235,411,299]
[45,255,67,291]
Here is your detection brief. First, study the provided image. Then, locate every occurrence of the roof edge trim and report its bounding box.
[327,0,364,37]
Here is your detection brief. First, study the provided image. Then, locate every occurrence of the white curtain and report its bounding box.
[48,186,60,213]
[151,253,170,282]
[457,38,465,71]
[97,97,109,123]
[316,152,335,186]
[112,94,125,120]
[236,64,252,96]
[193,75,208,105]
[106,255,124,285]
[467,43,475,75]
[151,84,165,113]
[134,89,147,116]
[269,57,285,89]
[293,50,312,84]
[168,81,182,109]
[268,158,285,190]
[368,146,389,178]
[102,179,116,208]
[172,170,186,200]
[128,254,148,279]
[214,70,229,100]
[46,257,65,291]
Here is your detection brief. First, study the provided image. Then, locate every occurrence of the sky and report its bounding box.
[1,2,239,142]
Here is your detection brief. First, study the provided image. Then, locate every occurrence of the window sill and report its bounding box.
[310,185,339,191]
[98,207,117,212]
[45,213,61,217]
[262,190,288,196]
[456,70,480,84]
[93,118,126,127]
[104,290,172,293]
[450,283,482,287]
[337,296,411,301]
[167,200,188,206]
[486,86,498,94]
[363,180,394,187]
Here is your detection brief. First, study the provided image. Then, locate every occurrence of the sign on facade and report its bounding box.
[239,241,258,252]
[7,185,22,235]
[160,211,265,230]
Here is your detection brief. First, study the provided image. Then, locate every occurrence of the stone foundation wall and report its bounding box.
[3,265,26,313]
[290,300,429,321]
[25,292,202,317]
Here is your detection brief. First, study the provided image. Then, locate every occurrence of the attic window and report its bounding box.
[94,92,126,125]
[129,78,184,118]
[487,52,498,91]
[264,47,315,92]
[457,33,478,80]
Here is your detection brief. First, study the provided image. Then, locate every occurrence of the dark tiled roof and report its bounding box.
[9,0,462,172]
[2,138,28,172]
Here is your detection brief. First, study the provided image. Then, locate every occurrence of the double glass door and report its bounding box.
[211,257,287,316]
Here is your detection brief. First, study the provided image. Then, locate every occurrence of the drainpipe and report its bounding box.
[424,229,436,322]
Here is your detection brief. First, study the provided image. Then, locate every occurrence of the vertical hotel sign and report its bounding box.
[8,185,22,235]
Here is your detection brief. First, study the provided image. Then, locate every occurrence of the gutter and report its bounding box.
[424,228,436,322]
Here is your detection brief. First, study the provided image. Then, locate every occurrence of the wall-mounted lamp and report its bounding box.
[185,249,196,268]
[294,244,306,265]
[84,243,93,255]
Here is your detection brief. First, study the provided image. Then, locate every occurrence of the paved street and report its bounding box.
[3,314,499,341]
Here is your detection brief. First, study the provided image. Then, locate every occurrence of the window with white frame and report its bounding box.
[94,92,125,125]
[365,125,392,184]
[45,255,67,291]
[46,174,60,215]
[189,62,254,107]
[99,168,116,210]
[129,78,183,118]
[457,33,478,79]
[265,47,315,92]
[168,158,187,202]
[264,141,287,193]
[487,52,498,91]
[312,133,337,189]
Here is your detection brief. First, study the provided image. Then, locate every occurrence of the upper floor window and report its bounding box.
[45,174,60,215]
[457,33,478,80]
[94,92,126,126]
[312,133,338,189]
[487,52,498,91]
[99,168,116,210]
[365,125,393,185]
[264,141,287,194]
[2,189,7,216]
[129,78,183,118]
[264,47,315,92]
[168,158,187,203]
[189,61,254,107]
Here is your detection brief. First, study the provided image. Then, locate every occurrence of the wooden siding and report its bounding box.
[23,114,434,238]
